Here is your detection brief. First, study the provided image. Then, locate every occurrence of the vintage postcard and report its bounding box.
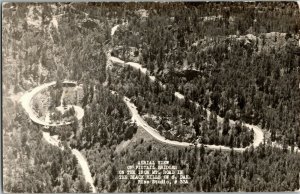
[2,1,300,192]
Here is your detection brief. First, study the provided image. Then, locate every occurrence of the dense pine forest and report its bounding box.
[112,2,300,147]
[2,2,300,192]
[108,65,254,147]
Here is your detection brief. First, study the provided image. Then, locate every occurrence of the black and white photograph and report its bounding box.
[2,1,300,192]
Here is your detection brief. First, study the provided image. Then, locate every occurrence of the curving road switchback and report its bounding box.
[108,24,299,154]
[20,81,96,193]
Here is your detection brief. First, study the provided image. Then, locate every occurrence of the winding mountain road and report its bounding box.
[19,81,96,193]
[123,96,246,151]
[20,81,84,126]
[108,24,299,154]
[108,25,263,151]
[19,17,299,194]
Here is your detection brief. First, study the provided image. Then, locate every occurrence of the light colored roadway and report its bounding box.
[109,45,263,151]
[20,81,96,193]
[109,24,299,153]
[20,81,84,126]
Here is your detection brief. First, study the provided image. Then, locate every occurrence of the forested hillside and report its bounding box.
[3,98,91,192]
[2,3,116,192]
[112,2,300,147]
[108,65,254,147]
[2,2,300,192]
[102,135,300,192]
